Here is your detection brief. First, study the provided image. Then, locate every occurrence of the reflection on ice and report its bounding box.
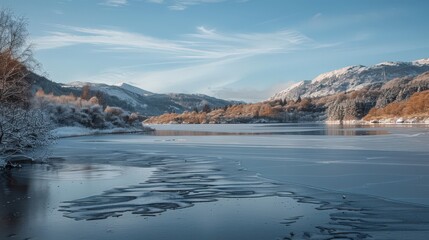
[61,156,280,220]
[58,152,429,239]
[2,124,429,240]
[147,127,389,136]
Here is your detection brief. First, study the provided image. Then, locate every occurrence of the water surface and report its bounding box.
[1,124,429,239]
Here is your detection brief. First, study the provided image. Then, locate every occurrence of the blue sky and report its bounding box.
[2,0,429,102]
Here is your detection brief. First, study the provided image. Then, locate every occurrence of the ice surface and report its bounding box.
[52,126,146,138]
[2,124,429,239]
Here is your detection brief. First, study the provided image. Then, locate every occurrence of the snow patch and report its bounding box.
[412,58,429,66]
[270,58,429,101]
[312,65,365,84]
[117,83,153,96]
[98,86,139,106]
[63,82,140,106]
[64,81,108,88]
[374,61,402,67]
[278,81,306,94]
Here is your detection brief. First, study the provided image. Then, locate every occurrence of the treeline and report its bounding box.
[325,71,429,122]
[145,98,326,124]
[146,71,429,124]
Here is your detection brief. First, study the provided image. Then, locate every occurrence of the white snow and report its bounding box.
[270,58,429,101]
[311,65,365,84]
[374,61,402,67]
[63,81,140,106]
[64,81,108,88]
[279,81,306,94]
[269,81,309,100]
[412,58,429,66]
[117,83,153,96]
[98,86,140,106]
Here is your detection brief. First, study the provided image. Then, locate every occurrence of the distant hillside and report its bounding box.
[363,90,429,122]
[146,69,429,124]
[29,58,429,123]
[117,82,153,96]
[144,103,295,124]
[270,59,429,101]
[323,71,429,122]
[29,73,236,116]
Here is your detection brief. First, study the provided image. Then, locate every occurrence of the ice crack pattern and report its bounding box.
[60,153,429,239]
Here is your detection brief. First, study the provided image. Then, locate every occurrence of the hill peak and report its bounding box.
[270,58,429,101]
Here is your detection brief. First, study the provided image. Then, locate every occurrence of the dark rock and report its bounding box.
[6,155,35,165]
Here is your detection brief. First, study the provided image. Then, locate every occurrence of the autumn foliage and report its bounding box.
[145,99,323,124]
[364,90,429,120]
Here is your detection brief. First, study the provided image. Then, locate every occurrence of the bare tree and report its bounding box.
[81,84,91,100]
[0,9,35,105]
[0,9,52,165]
[202,104,211,113]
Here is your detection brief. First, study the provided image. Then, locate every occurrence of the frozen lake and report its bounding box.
[1,124,429,239]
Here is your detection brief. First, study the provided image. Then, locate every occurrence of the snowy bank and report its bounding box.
[325,117,429,125]
[52,126,154,138]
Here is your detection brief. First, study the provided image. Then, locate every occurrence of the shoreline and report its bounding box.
[1,126,154,169]
[145,120,429,126]
[326,118,429,125]
[51,126,155,138]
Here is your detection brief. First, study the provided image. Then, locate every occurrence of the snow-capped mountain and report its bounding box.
[64,81,144,106]
[31,76,236,116]
[117,83,153,97]
[270,59,429,101]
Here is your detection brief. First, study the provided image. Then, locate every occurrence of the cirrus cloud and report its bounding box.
[101,0,128,7]
[33,25,320,60]
[147,0,245,11]
[33,24,333,100]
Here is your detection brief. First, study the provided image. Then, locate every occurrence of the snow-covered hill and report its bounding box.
[64,81,143,106]
[117,83,153,97]
[270,59,429,101]
[31,76,235,116]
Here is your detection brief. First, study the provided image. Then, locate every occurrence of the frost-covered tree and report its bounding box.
[34,90,145,129]
[0,107,52,155]
[0,9,52,161]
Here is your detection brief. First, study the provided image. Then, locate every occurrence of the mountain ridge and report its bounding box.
[270,58,429,101]
[145,71,429,124]
[30,74,237,116]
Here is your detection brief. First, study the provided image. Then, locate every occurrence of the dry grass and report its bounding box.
[364,90,429,120]
[145,102,287,124]
[144,98,321,124]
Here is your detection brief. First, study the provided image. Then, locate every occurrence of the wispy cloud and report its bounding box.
[305,9,402,31]
[75,57,243,94]
[171,0,225,11]
[34,25,317,60]
[101,0,128,7]
[33,25,331,100]
[147,0,245,10]
[75,59,293,102]
[34,25,208,56]
[52,9,64,15]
